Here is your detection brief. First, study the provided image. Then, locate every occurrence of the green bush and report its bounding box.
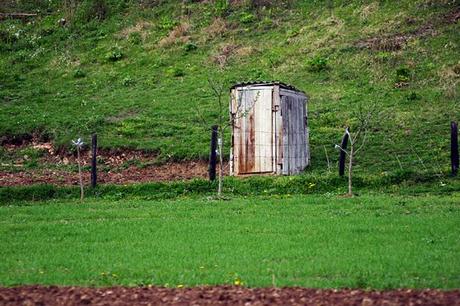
[395,66,411,84]
[406,91,420,101]
[106,46,123,62]
[75,0,109,23]
[122,76,135,86]
[73,68,86,78]
[306,55,329,72]
[240,12,255,24]
[159,16,176,31]
[128,32,142,45]
[167,67,185,77]
[183,42,198,52]
[214,0,230,17]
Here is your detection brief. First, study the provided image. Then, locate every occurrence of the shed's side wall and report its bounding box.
[280,93,309,175]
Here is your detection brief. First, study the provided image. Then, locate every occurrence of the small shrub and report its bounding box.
[259,16,273,29]
[167,67,185,77]
[159,16,176,31]
[75,0,109,23]
[306,55,329,72]
[406,91,420,101]
[375,51,390,62]
[128,32,142,45]
[73,69,86,78]
[106,46,123,62]
[240,12,255,24]
[395,66,411,84]
[183,42,197,52]
[286,28,299,38]
[214,0,230,17]
[117,121,137,136]
[122,76,135,86]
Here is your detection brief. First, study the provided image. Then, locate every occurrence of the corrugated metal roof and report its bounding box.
[230,81,305,94]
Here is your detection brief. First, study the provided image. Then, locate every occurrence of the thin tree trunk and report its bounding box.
[348,144,354,196]
[77,147,84,202]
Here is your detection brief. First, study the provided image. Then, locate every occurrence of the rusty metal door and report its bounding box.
[232,88,273,174]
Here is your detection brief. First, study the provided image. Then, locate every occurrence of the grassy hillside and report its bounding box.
[0,0,459,174]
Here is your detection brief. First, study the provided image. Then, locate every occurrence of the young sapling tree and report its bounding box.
[198,77,259,197]
[334,103,379,196]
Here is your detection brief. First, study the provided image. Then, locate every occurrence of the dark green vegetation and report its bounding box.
[1,170,459,203]
[1,194,459,288]
[1,0,459,174]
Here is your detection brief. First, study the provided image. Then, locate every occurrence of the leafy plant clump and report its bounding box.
[183,42,198,52]
[106,46,124,62]
[73,69,86,78]
[306,55,329,72]
[395,66,411,85]
[240,12,255,24]
[167,67,185,77]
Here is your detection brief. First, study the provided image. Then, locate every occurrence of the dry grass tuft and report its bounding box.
[235,46,254,57]
[203,17,228,39]
[211,42,255,67]
[117,21,152,41]
[295,15,345,51]
[357,2,379,20]
[158,21,191,48]
[212,43,239,67]
[438,63,460,99]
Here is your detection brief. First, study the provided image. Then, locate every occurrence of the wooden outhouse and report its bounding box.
[229,81,310,176]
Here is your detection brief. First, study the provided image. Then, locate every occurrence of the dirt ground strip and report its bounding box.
[0,139,229,186]
[0,161,211,187]
[0,286,459,306]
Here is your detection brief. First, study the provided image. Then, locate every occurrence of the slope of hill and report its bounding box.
[0,0,459,175]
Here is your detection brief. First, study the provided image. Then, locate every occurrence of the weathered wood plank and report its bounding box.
[297,97,303,172]
[305,97,310,166]
[259,89,273,172]
[281,96,289,175]
[272,86,280,174]
[300,97,307,171]
[288,98,294,174]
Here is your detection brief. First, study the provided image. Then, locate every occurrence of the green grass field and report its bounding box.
[1,194,459,288]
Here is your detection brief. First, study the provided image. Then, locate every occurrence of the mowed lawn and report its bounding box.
[0,194,459,288]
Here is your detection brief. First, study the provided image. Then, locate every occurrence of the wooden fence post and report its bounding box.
[451,121,459,176]
[339,127,349,177]
[91,133,97,188]
[209,125,218,181]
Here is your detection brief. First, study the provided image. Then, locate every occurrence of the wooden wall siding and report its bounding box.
[281,95,308,175]
[272,86,282,175]
[231,88,273,174]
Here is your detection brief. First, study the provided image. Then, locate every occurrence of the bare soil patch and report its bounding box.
[0,161,210,186]
[0,286,459,306]
[0,140,227,186]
